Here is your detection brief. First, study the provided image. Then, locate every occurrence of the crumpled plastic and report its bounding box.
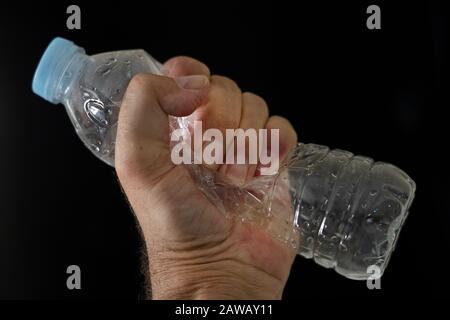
[168,115,300,249]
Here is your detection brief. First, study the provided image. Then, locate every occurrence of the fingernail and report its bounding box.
[175,75,209,90]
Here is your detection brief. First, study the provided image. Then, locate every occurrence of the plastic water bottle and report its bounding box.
[32,37,163,166]
[269,144,416,280]
[32,37,416,280]
[191,144,415,280]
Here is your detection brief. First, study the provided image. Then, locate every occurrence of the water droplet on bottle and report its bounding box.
[84,99,109,128]
[96,58,118,76]
[106,57,117,64]
[126,71,132,78]
[366,217,374,224]
[90,144,100,152]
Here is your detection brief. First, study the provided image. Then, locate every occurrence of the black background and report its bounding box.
[0,0,448,299]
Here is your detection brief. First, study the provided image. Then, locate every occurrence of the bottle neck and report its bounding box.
[54,52,89,103]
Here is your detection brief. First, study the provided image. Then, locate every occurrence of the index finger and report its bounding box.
[162,56,211,78]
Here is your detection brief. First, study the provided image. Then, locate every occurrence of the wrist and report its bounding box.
[149,259,285,300]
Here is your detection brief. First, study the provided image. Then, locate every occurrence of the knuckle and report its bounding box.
[243,92,269,117]
[164,55,186,66]
[211,75,240,92]
[274,116,297,142]
[163,56,186,73]
[268,115,289,125]
[163,56,210,77]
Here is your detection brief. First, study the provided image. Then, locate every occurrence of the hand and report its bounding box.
[115,56,298,299]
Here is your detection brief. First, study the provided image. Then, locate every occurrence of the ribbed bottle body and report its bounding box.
[274,143,415,279]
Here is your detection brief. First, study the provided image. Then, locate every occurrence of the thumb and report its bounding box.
[115,73,209,186]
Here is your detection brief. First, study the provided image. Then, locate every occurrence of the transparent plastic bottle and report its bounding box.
[32,37,416,280]
[32,37,163,165]
[190,145,415,280]
[267,144,415,280]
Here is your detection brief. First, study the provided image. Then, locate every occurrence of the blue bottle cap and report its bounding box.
[32,37,85,104]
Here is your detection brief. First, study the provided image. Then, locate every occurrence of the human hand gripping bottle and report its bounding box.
[32,37,416,280]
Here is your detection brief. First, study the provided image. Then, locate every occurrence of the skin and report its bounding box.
[115,56,298,299]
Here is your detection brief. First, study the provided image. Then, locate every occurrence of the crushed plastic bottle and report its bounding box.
[192,145,415,280]
[32,37,416,280]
